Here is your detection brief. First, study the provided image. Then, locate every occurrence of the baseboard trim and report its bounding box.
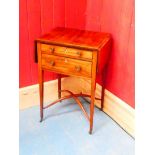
[80,79,135,137]
[19,77,83,110]
[19,77,135,137]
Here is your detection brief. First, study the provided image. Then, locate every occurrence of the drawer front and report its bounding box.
[41,44,92,60]
[41,54,92,78]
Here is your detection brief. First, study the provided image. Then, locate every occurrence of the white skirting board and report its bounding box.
[80,78,135,137]
[19,77,135,137]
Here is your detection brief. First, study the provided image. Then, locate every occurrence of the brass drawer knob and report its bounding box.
[50,61,55,66]
[50,47,55,53]
[76,51,81,56]
[64,48,68,53]
[75,66,81,72]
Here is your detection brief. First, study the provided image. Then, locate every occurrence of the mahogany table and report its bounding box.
[35,27,111,134]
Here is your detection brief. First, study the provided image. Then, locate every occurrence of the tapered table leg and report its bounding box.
[89,79,96,134]
[101,86,105,111]
[58,74,61,99]
[39,70,44,122]
[101,65,107,111]
[89,51,97,134]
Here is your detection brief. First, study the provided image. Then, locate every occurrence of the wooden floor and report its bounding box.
[19,98,134,155]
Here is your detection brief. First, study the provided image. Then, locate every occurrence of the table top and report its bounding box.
[36,27,111,51]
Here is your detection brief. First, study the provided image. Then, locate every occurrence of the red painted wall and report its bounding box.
[19,0,135,108]
[19,0,65,87]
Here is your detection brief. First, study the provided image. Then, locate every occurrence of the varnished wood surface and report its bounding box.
[58,74,61,99]
[36,27,111,51]
[41,54,92,78]
[89,51,98,134]
[36,27,112,134]
[37,43,44,122]
[41,43,93,61]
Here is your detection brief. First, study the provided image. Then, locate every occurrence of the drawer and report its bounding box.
[41,54,92,78]
[41,44,92,60]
